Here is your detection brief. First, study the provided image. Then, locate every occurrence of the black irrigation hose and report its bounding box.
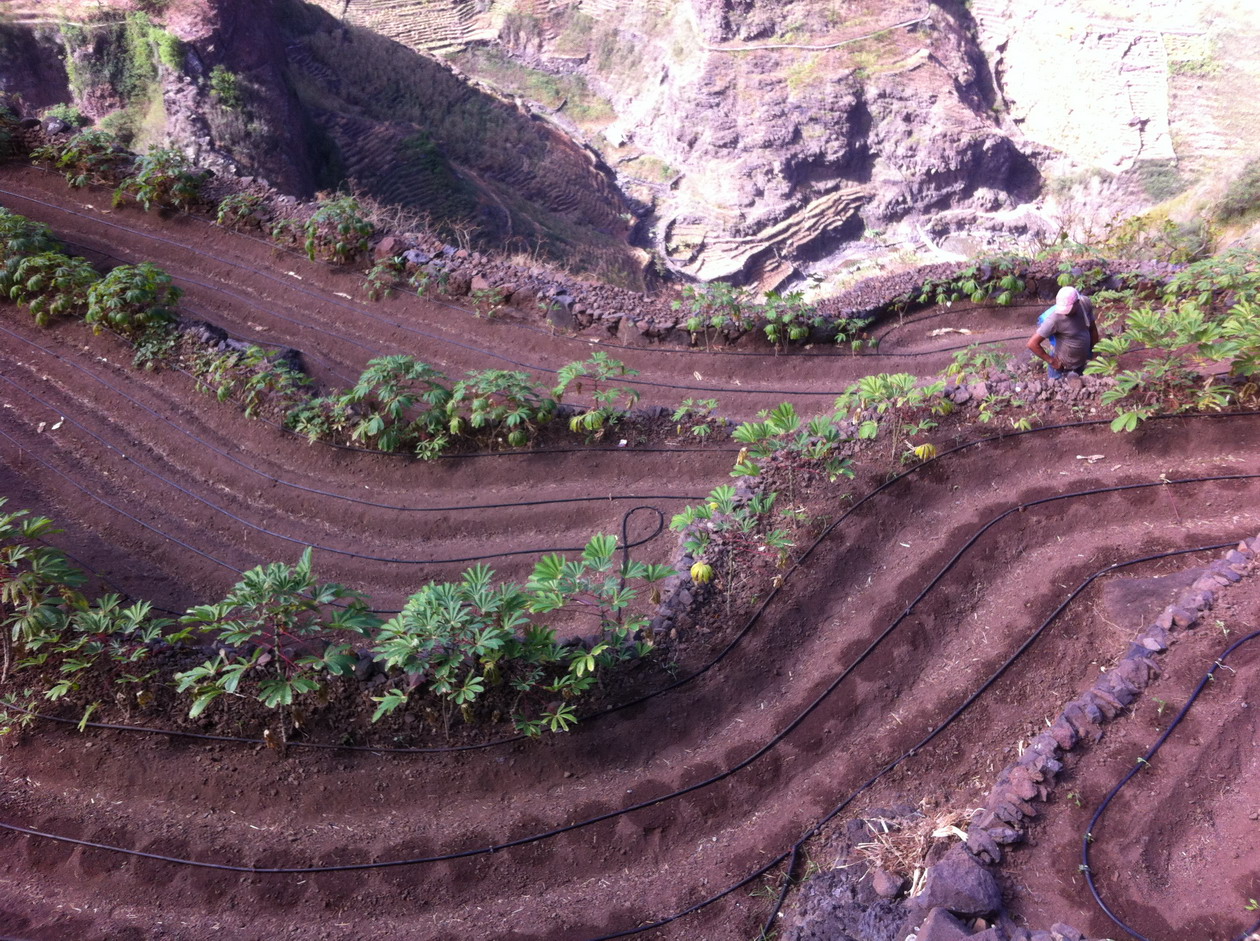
[1,185,1007,399]
[1082,628,1260,941]
[0,372,672,567]
[77,224,1033,365]
[754,541,1246,937]
[0,322,708,512]
[6,168,1033,364]
[6,412,1260,756]
[0,422,668,624]
[0,483,1253,885]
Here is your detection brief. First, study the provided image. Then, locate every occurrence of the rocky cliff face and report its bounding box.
[6,0,1256,289]
[333,0,1048,289]
[0,0,645,285]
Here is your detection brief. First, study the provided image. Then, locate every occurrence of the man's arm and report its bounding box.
[1089,321,1101,347]
[1027,331,1059,368]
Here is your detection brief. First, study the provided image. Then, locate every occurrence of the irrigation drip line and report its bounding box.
[0,322,710,511]
[5,411,1260,757]
[1082,627,1260,941]
[66,230,1029,363]
[753,540,1248,936]
[9,166,1037,363]
[0,486,1252,886]
[0,372,673,566]
[1,185,1017,399]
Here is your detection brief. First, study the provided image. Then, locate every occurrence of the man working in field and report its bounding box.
[1027,285,1099,378]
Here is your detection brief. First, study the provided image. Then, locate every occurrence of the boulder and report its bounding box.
[915,907,971,941]
[912,847,1002,917]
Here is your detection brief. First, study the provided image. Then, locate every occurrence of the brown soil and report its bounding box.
[2,166,1259,941]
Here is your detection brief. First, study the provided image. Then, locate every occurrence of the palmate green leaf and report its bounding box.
[582,533,617,570]
[1111,411,1142,433]
[370,688,409,723]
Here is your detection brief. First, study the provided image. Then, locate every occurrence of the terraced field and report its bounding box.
[1,166,1258,940]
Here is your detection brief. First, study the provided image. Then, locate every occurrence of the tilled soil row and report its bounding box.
[0,316,724,603]
[0,166,1040,421]
[3,417,1259,940]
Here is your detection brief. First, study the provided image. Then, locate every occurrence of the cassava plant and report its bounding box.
[112,148,206,212]
[6,251,100,326]
[553,352,640,436]
[32,129,129,188]
[176,548,378,720]
[338,355,452,456]
[445,369,555,448]
[85,262,182,337]
[0,500,87,680]
[304,196,373,265]
[369,536,669,735]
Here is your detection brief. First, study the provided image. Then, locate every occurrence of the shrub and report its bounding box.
[113,147,206,211]
[305,196,373,265]
[152,28,185,71]
[208,65,242,109]
[41,102,86,127]
[6,252,100,326]
[1216,158,1260,223]
[85,262,182,337]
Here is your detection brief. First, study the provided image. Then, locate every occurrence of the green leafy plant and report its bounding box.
[370,536,668,735]
[470,285,507,318]
[553,352,640,436]
[85,262,182,337]
[190,344,311,419]
[836,373,946,463]
[18,595,171,704]
[672,398,720,437]
[208,65,243,109]
[32,129,129,188]
[113,148,207,211]
[445,369,555,447]
[945,345,1013,382]
[910,255,1028,307]
[762,290,820,350]
[1086,303,1235,432]
[338,355,451,455]
[176,548,378,719]
[672,281,755,347]
[363,256,405,301]
[5,251,99,326]
[304,196,373,265]
[42,103,86,127]
[216,192,266,230]
[1,500,88,680]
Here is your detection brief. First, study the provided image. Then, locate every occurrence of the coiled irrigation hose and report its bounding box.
[1082,628,1260,941]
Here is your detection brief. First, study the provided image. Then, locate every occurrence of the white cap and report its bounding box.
[1055,286,1079,313]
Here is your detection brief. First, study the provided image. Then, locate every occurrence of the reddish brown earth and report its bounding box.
[1,167,1259,940]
